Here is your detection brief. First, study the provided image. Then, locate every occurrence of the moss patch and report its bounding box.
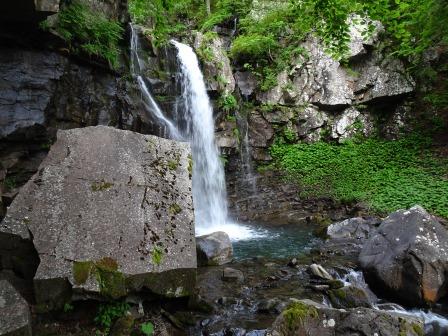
[169,203,182,215]
[73,261,94,285]
[283,301,318,331]
[91,180,114,192]
[151,246,164,266]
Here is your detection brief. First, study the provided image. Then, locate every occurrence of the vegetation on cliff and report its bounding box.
[53,1,124,68]
[270,133,448,219]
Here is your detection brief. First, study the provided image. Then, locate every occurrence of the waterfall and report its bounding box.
[171,40,228,235]
[129,28,259,239]
[130,24,181,139]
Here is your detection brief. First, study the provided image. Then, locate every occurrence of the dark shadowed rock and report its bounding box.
[327,285,371,309]
[0,126,196,309]
[196,231,233,266]
[0,280,31,336]
[222,267,244,283]
[248,111,274,148]
[359,205,448,306]
[268,299,424,336]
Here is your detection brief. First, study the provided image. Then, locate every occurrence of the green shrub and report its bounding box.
[270,134,448,219]
[141,322,154,336]
[230,34,278,62]
[56,1,124,69]
[218,94,238,112]
[95,301,130,329]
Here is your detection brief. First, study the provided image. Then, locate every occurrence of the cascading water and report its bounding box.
[171,41,261,240]
[130,24,180,139]
[171,40,228,231]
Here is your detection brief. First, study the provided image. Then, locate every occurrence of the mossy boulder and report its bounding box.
[0,127,196,309]
[269,299,424,336]
[327,285,371,309]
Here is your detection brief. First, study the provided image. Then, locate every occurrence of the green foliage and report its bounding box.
[63,303,74,313]
[95,301,130,329]
[218,94,238,112]
[201,0,252,31]
[141,322,155,336]
[3,176,17,191]
[56,1,124,69]
[151,246,164,266]
[128,0,205,46]
[230,34,278,62]
[270,134,448,218]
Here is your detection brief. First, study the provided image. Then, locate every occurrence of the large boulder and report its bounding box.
[359,205,448,306]
[0,126,196,309]
[0,280,32,336]
[268,299,424,336]
[196,231,233,266]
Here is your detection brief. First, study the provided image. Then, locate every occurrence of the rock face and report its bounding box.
[0,126,196,309]
[359,205,448,306]
[0,48,134,139]
[196,231,233,266]
[0,280,32,336]
[268,299,424,336]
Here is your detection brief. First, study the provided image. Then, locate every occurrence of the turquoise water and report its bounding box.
[232,224,317,260]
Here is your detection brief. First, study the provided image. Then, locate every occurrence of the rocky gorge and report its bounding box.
[0,0,448,335]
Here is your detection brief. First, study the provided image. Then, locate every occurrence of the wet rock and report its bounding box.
[0,126,196,309]
[295,106,328,142]
[109,313,135,336]
[256,71,288,105]
[287,258,298,268]
[196,231,233,266]
[347,15,383,59]
[235,71,258,98]
[330,107,375,141]
[248,111,274,148]
[327,217,380,240]
[0,48,131,139]
[353,53,415,103]
[194,32,235,95]
[222,268,244,283]
[268,299,424,336]
[0,280,31,336]
[327,285,371,308]
[308,264,333,280]
[257,298,282,314]
[360,205,448,306]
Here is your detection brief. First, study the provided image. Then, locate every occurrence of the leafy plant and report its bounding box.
[151,246,164,266]
[141,322,155,336]
[95,302,130,329]
[55,1,124,69]
[63,303,74,313]
[270,134,448,219]
[218,94,238,112]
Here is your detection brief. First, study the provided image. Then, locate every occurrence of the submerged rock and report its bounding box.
[0,280,31,336]
[0,126,196,309]
[268,299,424,336]
[359,205,448,306]
[196,231,233,266]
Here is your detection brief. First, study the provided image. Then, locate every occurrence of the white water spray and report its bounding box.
[171,41,228,231]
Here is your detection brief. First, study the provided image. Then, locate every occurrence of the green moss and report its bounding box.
[412,323,424,336]
[96,257,119,272]
[283,302,318,331]
[73,261,94,285]
[91,180,114,192]
[151,246,164,266]
[169,203,182,215]
[96,267,126,299]
[167,160,179,171]
[188,155,193,177]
